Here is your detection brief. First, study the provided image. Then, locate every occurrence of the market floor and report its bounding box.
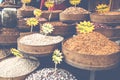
[37,54,120,80]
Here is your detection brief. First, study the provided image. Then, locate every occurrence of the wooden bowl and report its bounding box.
[17,34,63,55]
[62,39,120,70]
[95,27,120,38]
[0,28,20,46]
[60,13,90,23]
[44,21,76,38]
[90,12,120,25]
[17,6,36,18]
[0,75,26,80]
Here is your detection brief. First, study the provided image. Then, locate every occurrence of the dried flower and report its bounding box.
[11,48,23,57]
[76,21,95,34]
[69,0,81,6]
[21,0,31,4]
[41,23,54,35]
[96,4,110,13]
[34,9,42,17]
[52,49,63,64]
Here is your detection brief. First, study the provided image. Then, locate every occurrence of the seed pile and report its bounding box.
[62,7,90,14]
[19,33,64,46]
[64,32,120,55]
[0,57,39,77]
[26,68,77,80]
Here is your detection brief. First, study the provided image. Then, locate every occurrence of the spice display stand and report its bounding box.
[65,59,118,80]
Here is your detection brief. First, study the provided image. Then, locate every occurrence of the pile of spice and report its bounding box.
[46,21,69,27]
[62,7,90,14]
[26,68,77,80]
[19,33,64,46]
[64,32,119,55]
[0,49,10,59]
[0,57,39,78]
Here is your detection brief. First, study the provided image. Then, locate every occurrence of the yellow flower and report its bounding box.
[41,23,54,35]
[26,18,39,27]
[21,0,31,4]
[96,4,110,13]
[69,0,81,6]
[76,21,95,34]
[52,49,63,64]
[45,1,54,8]
[11,48,23,57]
[34,9,42,17]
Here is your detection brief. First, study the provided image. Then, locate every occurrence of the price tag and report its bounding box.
[70,0,81,6]
[21,0,31,4]
[34,9,42,17]
[11,48,23,57]
[45,1,54,8]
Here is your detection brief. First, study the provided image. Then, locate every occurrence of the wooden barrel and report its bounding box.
[17,35,63,55]
[0,75,26,80]
[17,6,36,18]
[90,12,120,25]
[0,28,20,46]
[95,27,120,38]
[62,39,120,70]
[44,21,76,38]
[60,13,90,23]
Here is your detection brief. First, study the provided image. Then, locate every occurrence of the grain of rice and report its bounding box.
[0,57,39,78]
[19,33,64,46]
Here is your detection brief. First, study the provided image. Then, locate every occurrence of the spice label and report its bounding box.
[70,0,81,6]
[45,1,54,8]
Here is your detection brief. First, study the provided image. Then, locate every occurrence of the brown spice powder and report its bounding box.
[64,32,120,55]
